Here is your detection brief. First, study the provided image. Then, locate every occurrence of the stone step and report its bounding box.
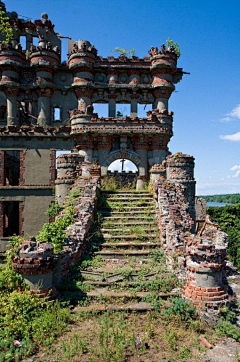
[64,289,175,299]
[102,197,154,202]
[101,221,157,227]
[101,191,150,195]
[101,215,157,220]
[74,302,154,313]
[101,228,157,233]
[92,242,161,249]
[94,250,154,258]
[101,232,158,237]
[99,207,155,212]
[101,201,155,205]
[100,234,158,240]
[81,271,156,282]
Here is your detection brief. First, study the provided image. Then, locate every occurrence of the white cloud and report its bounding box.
[233,171,240,178]
[229,165,240,178]
[230,165,240,171]
[220,132,240,141]
[229,104,240,119]
[220,116,232,122]
[220,104,240,122]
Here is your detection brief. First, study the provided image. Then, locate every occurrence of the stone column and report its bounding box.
[55,153,83,205]
[36,88,53,127]
[130,97,138,118]
[135,138,148,189]
[108,96,116,117]
[74,88,93,113]
[152,88,172,112]
[5,88,19,126]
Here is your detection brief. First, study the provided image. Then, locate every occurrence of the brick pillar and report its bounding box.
[5,88,19,126]
[183,226,229,312]
[13,240,58,301]
[19,150,25,186]
[0,202,4,237]
[0,151,4,186]
[50,150,56,186]
[19,202,24,237]
[166,153,196,225]
[55,153,84,205]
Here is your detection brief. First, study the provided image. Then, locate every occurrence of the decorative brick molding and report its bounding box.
[0,202,4,237]
[0,151,4,186]
[19,151,25,186]
[49,150,56,186]
[19,202,24,237]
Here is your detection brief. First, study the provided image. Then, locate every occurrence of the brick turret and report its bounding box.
[183,219,229,312]
[166,153,196,225]
[13,239,58,300]
[55,153,84,205]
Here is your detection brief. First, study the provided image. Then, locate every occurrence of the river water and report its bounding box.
[207,202,232,207]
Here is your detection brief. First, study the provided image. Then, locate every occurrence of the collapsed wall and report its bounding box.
[154,162,229,311]
[13,158,100,299]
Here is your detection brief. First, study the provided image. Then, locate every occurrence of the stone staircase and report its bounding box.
[60,190,178,312]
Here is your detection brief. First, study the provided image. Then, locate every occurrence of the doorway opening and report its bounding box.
[106,159,138,189]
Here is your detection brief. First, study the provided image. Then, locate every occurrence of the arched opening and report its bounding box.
[106,159,139,190]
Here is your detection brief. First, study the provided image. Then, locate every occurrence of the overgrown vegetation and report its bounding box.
[101,176,137,191]
[0,4,13,44]
[36,205,74,253]
[207,203,240,269]
[166,37,181,57]
[0,237,71,361]
[110,47,136,58]
[36,187,82,253]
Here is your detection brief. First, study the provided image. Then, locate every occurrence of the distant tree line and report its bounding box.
[201,194,240,204]
[207,204,240,269]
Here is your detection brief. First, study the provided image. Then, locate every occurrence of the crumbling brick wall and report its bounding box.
[154,178,229,311]
[13,170,100,299]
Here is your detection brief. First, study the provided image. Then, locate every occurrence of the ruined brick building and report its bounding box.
[0,2,195,255]
[1,2,230,312]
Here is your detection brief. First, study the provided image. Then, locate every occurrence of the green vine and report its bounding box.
[36,205,74,253]
[0,236,25,292]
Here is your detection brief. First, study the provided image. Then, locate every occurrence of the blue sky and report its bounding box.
[6,0,240,195]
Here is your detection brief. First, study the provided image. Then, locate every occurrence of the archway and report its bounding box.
[101,149,146,190]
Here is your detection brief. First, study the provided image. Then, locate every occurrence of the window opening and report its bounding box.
[0,105,6,120]
[138,104,152,118]
[54,107,61,121]
[3,201,19,236]
[92,103,108,118]
[20,36,26,50]
[116,104,130,118]
[4,151,20,186]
